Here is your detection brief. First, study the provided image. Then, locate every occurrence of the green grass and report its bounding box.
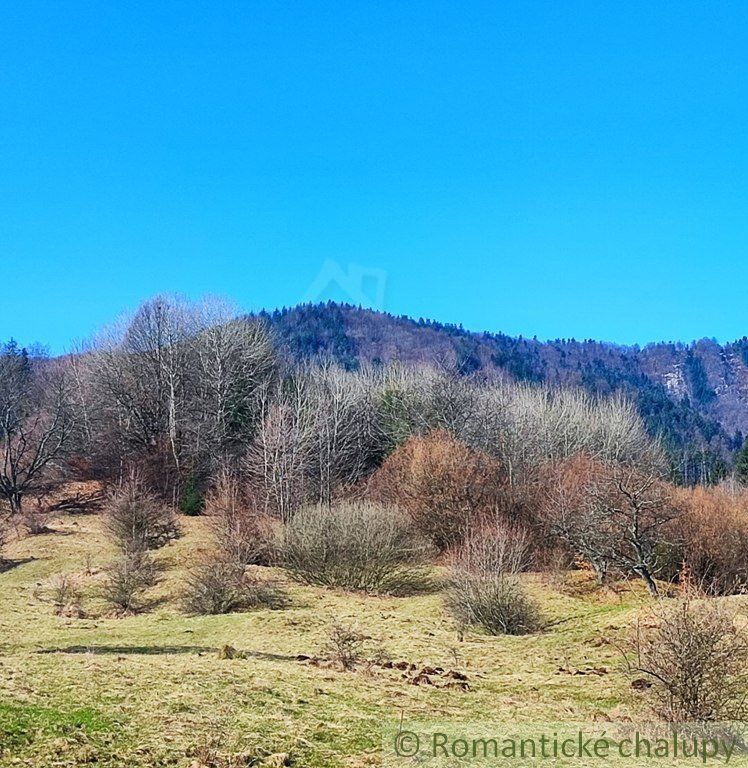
[0,512,691,767]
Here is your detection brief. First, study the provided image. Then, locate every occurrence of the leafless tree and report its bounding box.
[85,295,276,495]
[544,456,678,595]
[304,364,386,503]
[245,377,312,521]
[0,343,74,517]
[189,298,277,469]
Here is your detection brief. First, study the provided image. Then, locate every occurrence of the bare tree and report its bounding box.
[544,455,677,595]
[245,378,312,521]
[0,342,74,517]
[189,299,277,469]
[86,295,276,496]
[304,364,386,503]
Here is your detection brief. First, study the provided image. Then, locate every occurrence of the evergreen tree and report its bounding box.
[735,439,748,485]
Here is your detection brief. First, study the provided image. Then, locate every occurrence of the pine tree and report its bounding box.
[734,439,748,485]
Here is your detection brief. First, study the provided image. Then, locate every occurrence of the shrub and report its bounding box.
[672,486,748,595]
[23,499,52,535]
[206,472,274,566]
[48,573,84,617]
[369,430,506,551]
[102,551,158,614]
[628,596,748,722]
[279,501,431,594]
[182,555,288,615]
[103,476,180,553]
[326,621,367,670]
[445,524,541,636]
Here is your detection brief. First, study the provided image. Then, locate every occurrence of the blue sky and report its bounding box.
[2,1,748,352]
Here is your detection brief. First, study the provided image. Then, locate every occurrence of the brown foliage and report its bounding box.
[369,430,506,550]
[103,475,180,554]
[672,485,748,595]
[445,522,541,636]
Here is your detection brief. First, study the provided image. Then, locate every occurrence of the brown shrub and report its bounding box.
[325,620,367,670]
[102,551,159,614]
[671,485,748,595]
[23,498,53,535]
[628,595,748,722]
[205,472,274,566]
[278,501,432,594]
[103,475,180,553]
[47,573,84,617]
[445,523,541,636]
[369,429,506,550]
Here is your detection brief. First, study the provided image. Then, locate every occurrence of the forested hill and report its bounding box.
[257,302,748,483]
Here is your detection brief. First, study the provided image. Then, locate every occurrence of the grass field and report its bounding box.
[0,510,722,767]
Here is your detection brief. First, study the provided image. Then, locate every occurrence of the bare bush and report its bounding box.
[445,524,541,636]
[206,472,274,566]
[370,429,506,550]
[103,476,180,553]
[326,620,367,670]
[23,498,53,535]
[627,596,748,722]
[279,501,431,594]
[102,551,158,614]
[182,555,287,615]
[48,573,84,617]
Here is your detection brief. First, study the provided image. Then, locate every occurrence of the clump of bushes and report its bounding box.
[102,551,159,614]
[445,523,541,636]
[278,501,432,594]
[103,476,180,553]
[182,555,287,615]
[628,595,748,722]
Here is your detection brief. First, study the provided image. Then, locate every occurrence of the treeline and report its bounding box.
[2,295,748,602]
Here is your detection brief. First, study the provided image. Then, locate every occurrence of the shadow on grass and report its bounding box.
[38,645,216,656]
[0,557,36,573]
[36,645,302,662]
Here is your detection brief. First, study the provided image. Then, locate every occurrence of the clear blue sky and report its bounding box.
[2,1,748,352]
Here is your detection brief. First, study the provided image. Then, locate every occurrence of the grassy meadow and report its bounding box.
[0,501,695,768]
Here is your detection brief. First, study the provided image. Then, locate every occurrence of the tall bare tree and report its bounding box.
[0,342,74,517]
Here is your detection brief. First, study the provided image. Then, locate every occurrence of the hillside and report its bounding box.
[258,303,748,483]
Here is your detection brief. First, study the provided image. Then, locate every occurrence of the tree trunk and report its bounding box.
[637,565,659,597]
[8,491,23,517]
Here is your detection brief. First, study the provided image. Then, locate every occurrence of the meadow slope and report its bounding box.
[0,511,708,767]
